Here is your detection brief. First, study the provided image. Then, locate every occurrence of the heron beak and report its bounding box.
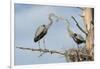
[59,16,64,20]
[55,17,59,22]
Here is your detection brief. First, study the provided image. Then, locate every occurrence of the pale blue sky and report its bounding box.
[14,4,86,65]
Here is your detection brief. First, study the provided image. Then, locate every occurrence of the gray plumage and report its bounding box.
[34,25,47,42]
[72,33,85,44]
[60,17,85,45]
[34,13,58,43]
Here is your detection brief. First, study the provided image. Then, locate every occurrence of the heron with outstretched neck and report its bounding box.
[34,13,59,49]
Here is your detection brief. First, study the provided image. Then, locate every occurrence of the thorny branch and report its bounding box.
[71,16,88,35]
[16,47,65,55]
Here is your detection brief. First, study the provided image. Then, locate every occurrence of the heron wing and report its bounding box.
[35,25,45,37]
[76,34,84,41]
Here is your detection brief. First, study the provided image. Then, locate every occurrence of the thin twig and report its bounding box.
[16,47,65,55]
[71,16,88,35]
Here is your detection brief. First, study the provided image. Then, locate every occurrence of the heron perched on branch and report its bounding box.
[34,13,59,49]
[59,16,86,61]
[59,17,86,48]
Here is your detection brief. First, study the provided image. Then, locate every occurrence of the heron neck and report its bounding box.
[47,15,53,29]
[64,19,74,36]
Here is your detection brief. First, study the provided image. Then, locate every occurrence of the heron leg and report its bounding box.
[76,44,80,61]
[43,38,46,49]
[77,44,80,50]
[38,41,40,49]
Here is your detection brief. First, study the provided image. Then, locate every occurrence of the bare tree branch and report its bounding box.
[16,47,65,55]
[71,16,88,35]
[16,46,93,61]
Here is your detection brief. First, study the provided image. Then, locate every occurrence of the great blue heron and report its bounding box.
[60,17,86,61]
[59,17,86,48]
[34,13,59,49]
